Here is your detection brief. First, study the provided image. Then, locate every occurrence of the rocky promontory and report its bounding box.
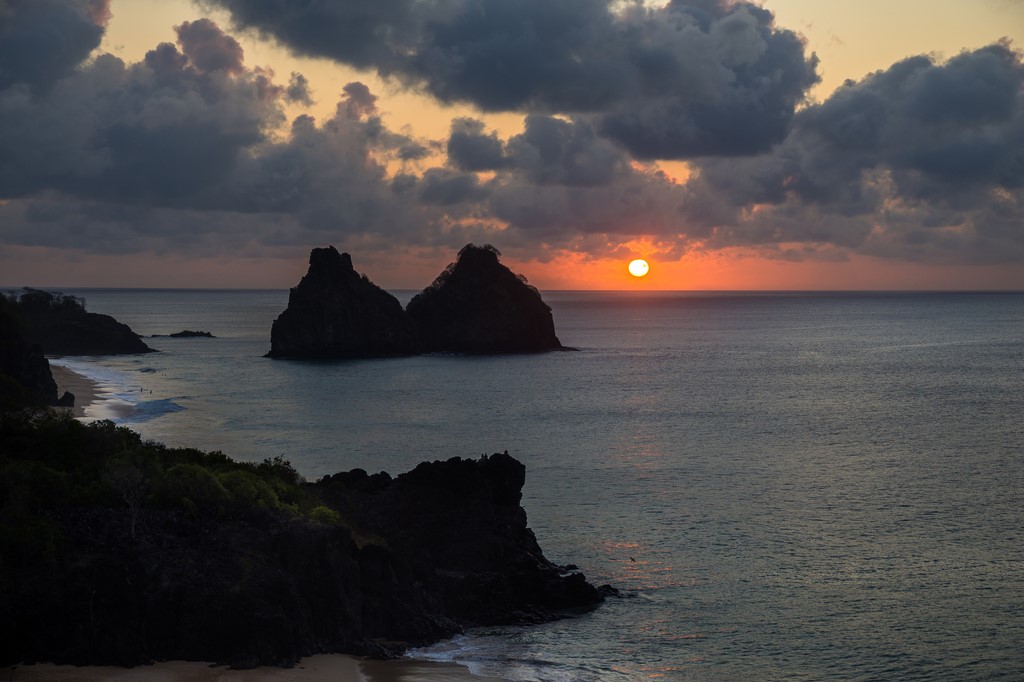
[0,414,610,668]
[0,296,73,408]
[407,244,563,353]
[7,288,153,355]
[267,247,416,358]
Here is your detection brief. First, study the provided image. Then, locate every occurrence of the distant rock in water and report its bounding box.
[155,330,215,338]
[407,244,562,353]
[268,247,416,358]
[8,288,154,355]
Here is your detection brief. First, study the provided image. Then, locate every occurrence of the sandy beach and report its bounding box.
[6,655,505,681]
[49,362,135,420]
[49,363,100,417]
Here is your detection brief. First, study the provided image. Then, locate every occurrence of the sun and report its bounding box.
[628,259,650,278]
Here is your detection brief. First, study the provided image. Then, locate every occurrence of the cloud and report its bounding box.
[687,43,1024,263]
[0,0,110,90]
[175,17,245,74]
[0,2,1021,272]
[208,0,820,159]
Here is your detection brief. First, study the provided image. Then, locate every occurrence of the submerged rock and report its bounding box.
[267,247,416,358]
[407,244,562,353]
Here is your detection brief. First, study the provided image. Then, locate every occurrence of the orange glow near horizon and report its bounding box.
[2,245,1023,292]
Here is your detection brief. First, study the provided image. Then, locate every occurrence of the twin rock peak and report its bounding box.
[267,244,564,358]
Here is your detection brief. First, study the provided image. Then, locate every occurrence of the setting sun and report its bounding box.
[628,259,650,278]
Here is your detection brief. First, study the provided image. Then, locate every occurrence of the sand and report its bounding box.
[49,364,100,417]
[6,655,505,681]
[49,362,135,419]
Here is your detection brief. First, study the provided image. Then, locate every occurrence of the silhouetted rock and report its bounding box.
[268,247,416,358]
[318,452,605,629]
[8,288,153,355]
[0,297,60,407]
[0,417,608,668]
[155,330,215,338]
[407,244,562,353]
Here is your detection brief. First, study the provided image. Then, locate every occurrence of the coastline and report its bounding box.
[49,363,99,417]
[13,367,517,681]
[6,655,506,681]
[49,361,134,419]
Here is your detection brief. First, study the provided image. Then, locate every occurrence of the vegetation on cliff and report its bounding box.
[0,409,608,668]
[4,288,153,355]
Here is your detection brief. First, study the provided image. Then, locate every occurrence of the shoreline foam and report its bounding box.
[6,654,505,681]
[49,361,136,420]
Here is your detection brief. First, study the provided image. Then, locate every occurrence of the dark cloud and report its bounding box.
[687,44,1024,263]
[418,168,490,205]
[208,0,820,159]
[0,0,110,90]
[176,18,245,74]
[0,2,1021,271]
[285,71,313,105]
[447,118,508,172]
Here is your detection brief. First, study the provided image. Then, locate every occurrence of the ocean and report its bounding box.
[45,289,1024,681]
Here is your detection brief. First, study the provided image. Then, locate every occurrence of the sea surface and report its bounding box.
[41,289,1024,681]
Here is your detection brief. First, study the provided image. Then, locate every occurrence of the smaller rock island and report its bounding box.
[408,244,563,353]
[152,330,216,338]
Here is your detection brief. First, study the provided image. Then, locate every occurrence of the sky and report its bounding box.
[1,0,1022,290]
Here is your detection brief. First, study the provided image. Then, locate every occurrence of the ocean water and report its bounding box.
[45,289,1024,681]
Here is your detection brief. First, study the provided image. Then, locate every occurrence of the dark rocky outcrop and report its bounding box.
[0,416,609,668]
[7,288,153,355]
[407,244,562,353]
[268,247,416,358]
[154,330,215,338]
[317,452,606,629]
[0,297,61,408]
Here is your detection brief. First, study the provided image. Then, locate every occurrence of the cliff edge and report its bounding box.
[0,416,610,668]
[8,289,153,356]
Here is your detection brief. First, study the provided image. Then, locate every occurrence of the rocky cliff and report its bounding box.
[0,416,610,668]
[268,247,416,358]
[0,296,72,408]
[9,289,153,355]
[407,244,563,353]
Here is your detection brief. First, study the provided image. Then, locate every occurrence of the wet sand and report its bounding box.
[49,362,134,419]
[6,655,504,681]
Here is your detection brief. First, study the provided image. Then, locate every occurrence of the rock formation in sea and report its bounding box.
[153,330,215,338]
[0,416,610,668]
[8,288,153,355]
[406,244,563,353]
[267,247,416,358]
